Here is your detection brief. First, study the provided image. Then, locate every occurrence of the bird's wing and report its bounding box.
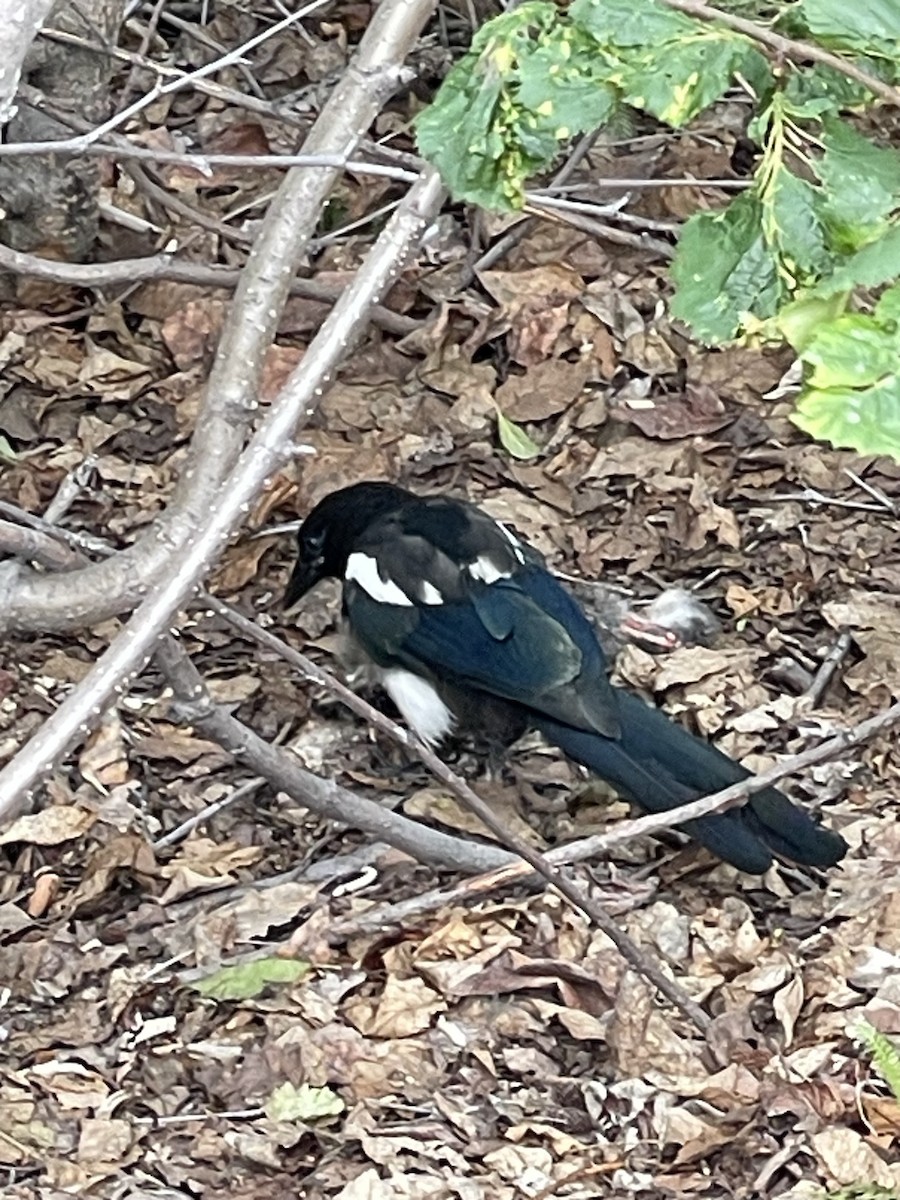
[342,504,621,738]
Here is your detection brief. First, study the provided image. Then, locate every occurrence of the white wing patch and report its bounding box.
[497,521,527,563]
[419,581,444,605]
[468,554,510,585]
[346,552,413,607]
[380,668,455,746]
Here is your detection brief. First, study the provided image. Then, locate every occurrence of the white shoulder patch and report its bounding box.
[468,554,509,585]
[346,552,413,607]
[380,668,455,746]
[419,581,444,605]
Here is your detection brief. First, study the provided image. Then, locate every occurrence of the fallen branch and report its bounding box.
[0,243,418,337]
[326,699,897,942]
[153,637,514,874]
[0,166,444,811]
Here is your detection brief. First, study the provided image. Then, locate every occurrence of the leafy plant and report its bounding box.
[855,1017,900,1101]
[416,0,900,460]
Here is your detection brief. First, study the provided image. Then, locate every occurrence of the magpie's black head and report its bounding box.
[284,481,411,609]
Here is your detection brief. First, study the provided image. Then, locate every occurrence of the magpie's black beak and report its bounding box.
[283,558,318,612]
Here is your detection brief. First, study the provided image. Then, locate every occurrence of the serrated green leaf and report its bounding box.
[767,168,831,278]
[573,0,769,126]
[572,0,696,45]
[517,34,617,134]
[792,379,900,460]
[496,409,541,459]
[812,225,900,296]
[817,119,900,242]
[803,313,899,389]
[416,2,571,210]
[265,1082,344,1122]
[791,287,900,459]
[193,957,309,1001]
[626,36,769,126]
[800,0,900,52]
[671,192,781,343]
[782,62,869,116]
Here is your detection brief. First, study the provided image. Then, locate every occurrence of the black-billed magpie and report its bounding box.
[285,481,847,875]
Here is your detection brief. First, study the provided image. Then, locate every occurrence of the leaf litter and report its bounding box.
[0,5,899,1198]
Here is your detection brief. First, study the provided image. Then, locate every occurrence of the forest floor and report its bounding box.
[1,5,899,1199]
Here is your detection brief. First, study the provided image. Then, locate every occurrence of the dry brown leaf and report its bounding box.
[79,709,129,790]
[0,805,95,846]
[811,1126,900,1188]
[346,975,446,1038]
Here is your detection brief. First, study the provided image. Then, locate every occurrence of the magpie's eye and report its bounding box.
[303,530,326,558]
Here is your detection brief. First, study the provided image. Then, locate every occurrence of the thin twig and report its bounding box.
[152,778,266,851]
[0,243,418,336]
[843,468,897,514]
[0,135,419,179]
[802,631,854,709]
[660,0,900,106]
[765,488,888,514]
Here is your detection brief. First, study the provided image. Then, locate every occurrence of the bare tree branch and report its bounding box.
[0,242,418,336]
[0,0,437,634]
[0,0,56,125]
[337,699,898,939]
[0,519,82,571]
[152,637,513,874]
[0,166,444,811]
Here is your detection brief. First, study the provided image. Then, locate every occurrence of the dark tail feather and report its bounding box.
[536,690,847,873]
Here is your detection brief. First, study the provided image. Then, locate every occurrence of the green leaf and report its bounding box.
[813,224,900,296]
[627,36,769,126]
[193,957,309,1001]
[496,409,541,459]
[573,0,770,127]
[791,285,900,459]
[800,0,900,52]
[671,192,781,343]
[792,379,900,459]
[0,435,18,462]
[776,293,850,353]
[572,0,695,44]
[803,312,899,389]
[416,2,570,210]
[265,1082,345,1122]
[766,167,831,278]
[516,34,618,135]
[817,119,900,242]
[854,1019,900,1101]
[782,62,869,116]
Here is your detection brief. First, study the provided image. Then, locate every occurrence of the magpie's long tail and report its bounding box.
[535,690,847,873]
